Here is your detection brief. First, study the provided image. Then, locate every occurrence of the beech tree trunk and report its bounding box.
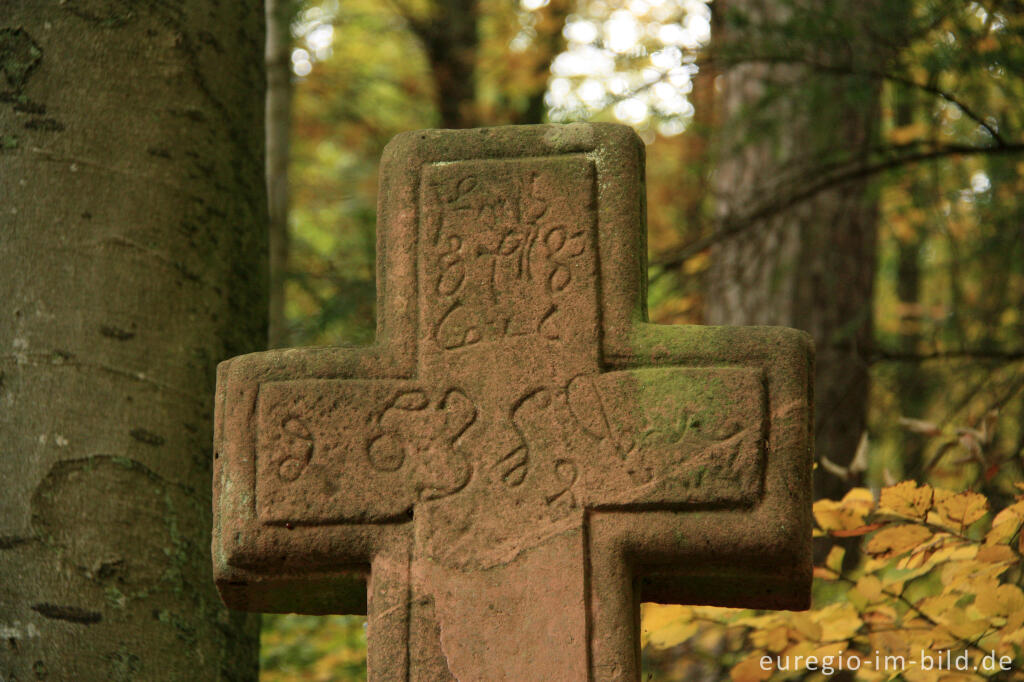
[705,0,881,500]
[1,3,266,679]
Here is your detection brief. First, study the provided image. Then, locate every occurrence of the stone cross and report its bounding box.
[213,123,813,681]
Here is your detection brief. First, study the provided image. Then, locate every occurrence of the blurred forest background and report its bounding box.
[258,0,1024,679]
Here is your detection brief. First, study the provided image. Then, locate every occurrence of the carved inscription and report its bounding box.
[367,388,476,500]
[255,368,765,525]
[420,157,598,360]
[490,367,767,515]
[275,417,314,481]
[254,158,763,530]
[255,381,478,524]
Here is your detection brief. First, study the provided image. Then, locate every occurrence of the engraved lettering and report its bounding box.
[277,417,314,481]
[523,170,549,224]
[370,388,477,500]
[496,445,528,487]
[545,458,578,509]
[436,301,482,350]
[367,433,405,471]
[437,235,465,296]
[538,304,560,340]
[541,225,587,294]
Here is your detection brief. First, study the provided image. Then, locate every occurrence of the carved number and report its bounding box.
[545,458,578,509]
[277,417,314,482]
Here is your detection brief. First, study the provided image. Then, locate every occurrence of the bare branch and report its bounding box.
[870,347,1024,363]
[704,53,1007,146]
[651,142,1024,271]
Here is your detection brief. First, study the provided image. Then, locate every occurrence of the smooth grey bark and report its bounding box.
[705,0,881,500]
[1,2,265,680]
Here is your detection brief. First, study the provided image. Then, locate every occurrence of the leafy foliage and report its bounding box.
[261,614,367,681]
[642,482,1024,681]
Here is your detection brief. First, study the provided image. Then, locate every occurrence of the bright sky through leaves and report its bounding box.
[290,0,711,137]
[540,0,710,136]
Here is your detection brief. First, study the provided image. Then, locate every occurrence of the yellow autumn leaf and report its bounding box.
[861,605,898,627]
[941,564,1005,600]
[974,584,1024,618]
[867,523,933,557]
[826,545,845,574]
[844,486,877,506]
[946,615,993,643]
[641,603,696,649]
[815,602,862,641]
[1000,617,1024,645]
[933,596,992,641]
[926,542,978,566]
[787,611,822,642]
[847,587,867,612]
[975,628,1007,653]
[1006,606,1024,625]
[646,620,698,649]
[857,574,885,602]
[933,489,988,529]
[641,602,690,629]
[920,623,956,650]
[898,548,930,570]
[985,501,1024,545]
[689,605,739,622]
[730,652,772,682]
[917,594,959,621]
[902,668,942,682]
[867,628,911,659]
[814,489,876,532]
[880,481,934,519]
[779,639,820,662]
[732,613,780,631]
[804,643,854,676]
[749,624,788,652]
[975,544,1015,563]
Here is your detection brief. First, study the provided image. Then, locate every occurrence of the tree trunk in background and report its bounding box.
[519,0,570,125]
[267,0,294,348]
[705,0,881,501]
[1,3,265,680]
[892,86,927,480]
[407,0,480,128]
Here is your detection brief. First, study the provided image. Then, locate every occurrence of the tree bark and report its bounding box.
[705,0,881,500]
[519,0,570,125]
[267,0,294,348]
[405,0,480,128]
[1,3,266,680]
[892,85,927,480]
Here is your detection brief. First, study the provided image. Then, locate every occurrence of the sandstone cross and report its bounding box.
[213,123,813,681]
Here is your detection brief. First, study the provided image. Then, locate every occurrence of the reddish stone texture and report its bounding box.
[213,123,814,681]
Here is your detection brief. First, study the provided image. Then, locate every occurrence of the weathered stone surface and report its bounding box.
[213,123,814,681]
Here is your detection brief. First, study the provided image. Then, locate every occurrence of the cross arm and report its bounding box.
[212,346,414,614]
[601,321,814,611]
